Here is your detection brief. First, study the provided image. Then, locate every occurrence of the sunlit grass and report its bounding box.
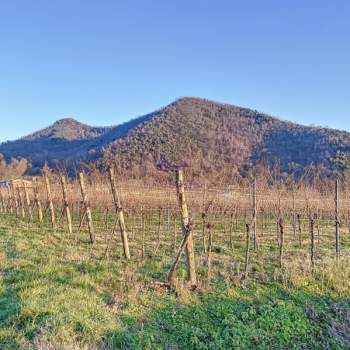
[0,214,350,349]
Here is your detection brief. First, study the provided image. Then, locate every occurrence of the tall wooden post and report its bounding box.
[23,180,32,220]
[297,214,302,247]
[17,186,25,219]
[60,174,73,235]
[310,217,315,270]
[7,186,13,214]
[244,223,251,278]
[206,224,213,284]
[33,179,43,224]
[335,178,340,260]
[278,218,284,268]
[0,189,4,213]
[11,184,19,217]
[44,170,55,228]
[108,167,130,260]
[252,177,257,251]
[175,169,197,287]
[201,213,207,253]
[78,172,95,243]
[229,213,234,249]
[292,189,296,237]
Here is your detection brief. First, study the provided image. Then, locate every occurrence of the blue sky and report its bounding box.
[0,0,349,142]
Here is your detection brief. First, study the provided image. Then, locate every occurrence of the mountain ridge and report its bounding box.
[0,97,349,178]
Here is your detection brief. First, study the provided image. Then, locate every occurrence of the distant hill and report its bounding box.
[22,118,111,141]
[1,97,349,178]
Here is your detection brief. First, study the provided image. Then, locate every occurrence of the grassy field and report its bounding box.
[1,213,350,350]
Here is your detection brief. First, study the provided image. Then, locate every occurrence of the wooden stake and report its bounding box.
[33,179,43,224]
[292,189,296,237]
[252,177,257,251]
[7,187,13,214]
[168,219,193,286]
[297,214,302,247]
[278,218,284,268]
[60,174,73,235]
[23,180,32,220]
[335,178,340,260]
[244,223,251,278]
[206,224,213,284]
[108,166,130,260]
[310,217,315,270]
[11,184,19,217]
[202,212,207,253]
[17,186,25,219]
[44,170,55,228]
[78,172,95,243]
[229,213,234,249]
[175,169,197,287]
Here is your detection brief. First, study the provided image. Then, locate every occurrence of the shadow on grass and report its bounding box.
[103,284,350,350]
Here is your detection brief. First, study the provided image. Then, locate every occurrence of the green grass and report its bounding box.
[0,214,350,349]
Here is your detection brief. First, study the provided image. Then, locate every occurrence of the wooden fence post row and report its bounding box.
[0,169,347,280]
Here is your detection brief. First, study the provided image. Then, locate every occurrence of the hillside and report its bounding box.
[1,97,350,177]
[22,118,112,141]
[102,98,350,178]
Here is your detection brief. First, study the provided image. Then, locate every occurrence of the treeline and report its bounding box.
[0,153,29,181]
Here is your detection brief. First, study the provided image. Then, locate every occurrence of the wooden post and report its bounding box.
[7,187,13,214]
[168,219,193,286]
[206,224,213,284]
[78,172,95,243]
[44,171,55,228]
[23,180,32,220]
[108,166,130,260]
[310,217,315,270]
[229,213,234,249]
[202,213,207,253]
[292,189,296,237]
[335,178,340,260]
[278,218,284,268]
[244,223,251,278]
[11,184,19,217]
[60,174,73,235]
[17,186,25,219]
[175,169,197,287]
[297,214,302,247]
[33,179,43,224]
[252,177,257,251]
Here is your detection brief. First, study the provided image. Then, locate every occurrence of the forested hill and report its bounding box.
[1,97,350,178]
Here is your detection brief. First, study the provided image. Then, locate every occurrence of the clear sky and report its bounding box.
[0,0,349,142]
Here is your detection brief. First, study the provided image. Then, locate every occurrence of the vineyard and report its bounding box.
[1,168,350,349]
